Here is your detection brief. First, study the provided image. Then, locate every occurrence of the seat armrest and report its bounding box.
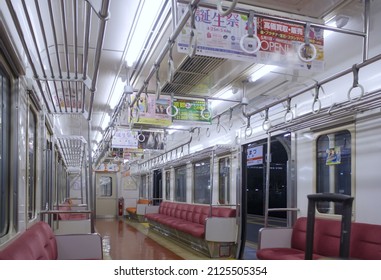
[145,205,160,214]
[136,204,148,215]
[205,217,237,242]
[55,233,102,260]
[257,227,293,250]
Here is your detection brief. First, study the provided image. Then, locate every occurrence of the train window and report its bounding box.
[99,176,113,197]
[56,157,67,204]
[219,157,230,205]
[0,66,11,237]
[165,170,170,200]
[27,104,38,220]
[147,174,152,199]
[139,175,147,198]
[193,160,211,204]
[42,137,53,210]
[316,130,352,214]
[174,166,187,202]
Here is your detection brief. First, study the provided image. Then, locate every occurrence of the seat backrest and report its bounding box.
[158,201,236,225]
[137,199,151,205]
[350,222,381,259]
[314,218,341,257]
[211,207,236,218]
[0,222,57,260]
[291,217,341,257]
[290,217,381,260]
[290,217,308,251]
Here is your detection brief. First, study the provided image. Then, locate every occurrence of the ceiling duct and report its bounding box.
[161,55,225,95]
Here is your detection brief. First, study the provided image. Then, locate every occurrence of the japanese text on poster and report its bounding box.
[177,3,324,71]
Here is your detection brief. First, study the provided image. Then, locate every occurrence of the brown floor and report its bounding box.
[94,218,184,260]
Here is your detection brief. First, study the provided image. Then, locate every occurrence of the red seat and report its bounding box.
[0,222,58,260]
[145,201,236,239]
[257,217,381,260]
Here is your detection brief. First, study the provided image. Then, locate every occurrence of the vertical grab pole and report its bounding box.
[264,132,271,227]
[209,149,215,217]
[80,170,84,204]
[363,0,370,61]
[236,145,246,260]
[305,196,317,260]
[83,146,88,207]
[88,120,95,233]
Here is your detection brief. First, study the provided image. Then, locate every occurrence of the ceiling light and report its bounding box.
[211,89,235,109]
[125,0,166,67]
[248,65,278,83]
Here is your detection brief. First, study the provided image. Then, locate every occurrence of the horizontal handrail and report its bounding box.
[265,208,299,228]
[209,204,238,207]
[267,208,299,212]
[40,210,92,215]
[40,210,93,223]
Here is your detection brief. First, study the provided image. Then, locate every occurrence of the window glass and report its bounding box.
[175,166,187,202]
[42,138,52,210]
[56,158,65,203]
[0,66,10,236]
[100,176,112,197]
[194,160,211,204]
[27,107,37,220]
[139,175,147,198]
[219,157,230,205]
[147,174,151,199]
[316,130,352,214]
[165,170,170,200]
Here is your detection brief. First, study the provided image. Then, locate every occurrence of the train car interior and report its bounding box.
[1,0,381,261]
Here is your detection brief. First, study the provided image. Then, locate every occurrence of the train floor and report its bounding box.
[94,215,286,260]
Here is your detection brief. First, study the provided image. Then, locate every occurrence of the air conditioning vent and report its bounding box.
[161,55,225,95]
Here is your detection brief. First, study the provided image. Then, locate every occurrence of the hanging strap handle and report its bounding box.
[347,64,365,102]
[297,23,317,62]
[240,11,261,54]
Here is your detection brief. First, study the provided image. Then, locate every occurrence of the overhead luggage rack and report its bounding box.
[56,136,88,171]
[5,0,110,118]
[137,144,235,174]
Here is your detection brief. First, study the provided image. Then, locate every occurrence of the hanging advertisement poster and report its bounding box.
[54,93,83,112]
[112,128,165,151]
[177,3,324,71]
[247,145,263,166]
[95,163,119,172]
[130,93,172,126]
[255,18,324,70]
[171,98,212,124]
[111,128,138,149]
[136,131,166,150]
[123,149,144,161]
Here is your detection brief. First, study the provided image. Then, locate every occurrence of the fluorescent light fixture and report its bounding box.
[95,132,103,143]
[190,144,204,153]
[248,64,278,83]
[324,20,336,38]
[207,135,231,146]
[211,88,235,109]
[125,0,165,67]
[101,114,111,131]
[167,124,188,134]
[109,77,125,110]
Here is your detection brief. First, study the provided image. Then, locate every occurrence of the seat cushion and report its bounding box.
[257,247,323,260]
